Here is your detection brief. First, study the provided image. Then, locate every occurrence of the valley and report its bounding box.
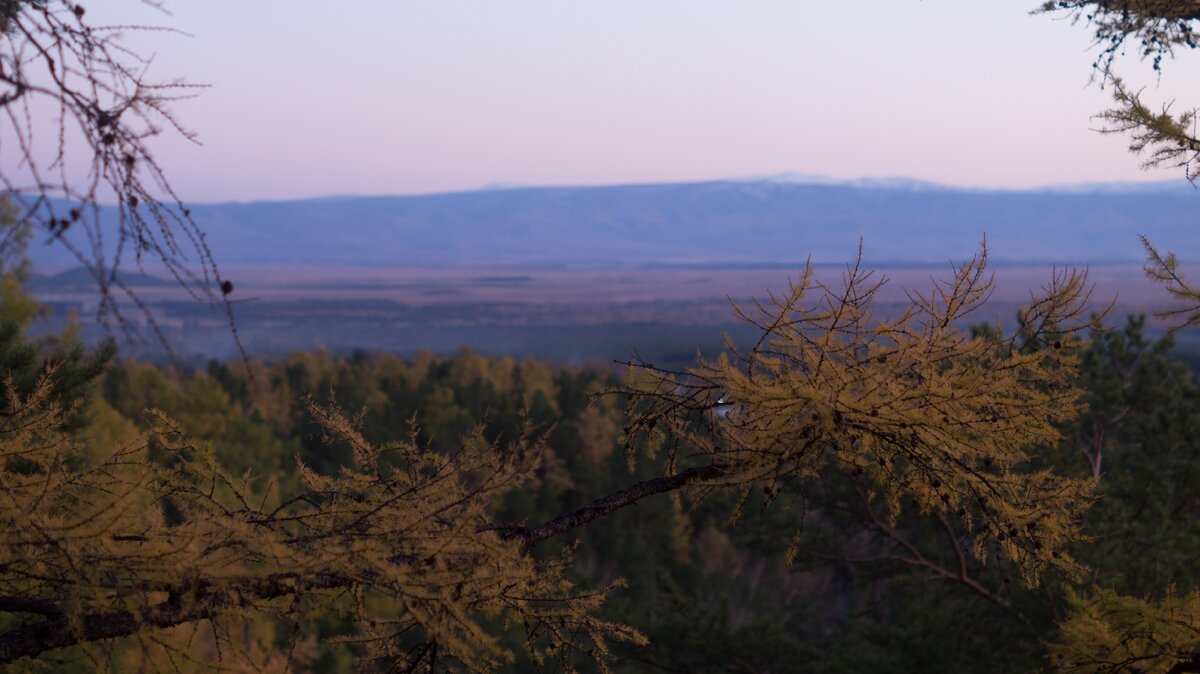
[30,260,1187,367]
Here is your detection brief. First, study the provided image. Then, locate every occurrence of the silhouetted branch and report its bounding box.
[499,463,727,546]
[0,1,245,362]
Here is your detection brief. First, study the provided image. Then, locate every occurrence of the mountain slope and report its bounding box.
[25,180,1200,268]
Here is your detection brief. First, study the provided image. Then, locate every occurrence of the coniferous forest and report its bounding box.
[2,1,1200,672]
[4,251,1200,671]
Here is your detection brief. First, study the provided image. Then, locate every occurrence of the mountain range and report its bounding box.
[25,178,1200,270]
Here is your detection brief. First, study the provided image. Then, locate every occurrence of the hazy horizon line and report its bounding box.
[145,173,1198,207]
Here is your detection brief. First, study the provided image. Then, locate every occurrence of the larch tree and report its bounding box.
[1036,1,1200,182]
[0,0,236,354]
[1035,3,1200,672]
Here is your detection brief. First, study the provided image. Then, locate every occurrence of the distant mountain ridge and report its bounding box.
[733,172,1198,195]
[24,178,1200,269]
[25,267,176,291]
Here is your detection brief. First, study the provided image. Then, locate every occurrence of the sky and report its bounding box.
[80,0,1200,202]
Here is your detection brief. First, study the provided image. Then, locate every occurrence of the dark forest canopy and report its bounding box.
[4,301,1200,671]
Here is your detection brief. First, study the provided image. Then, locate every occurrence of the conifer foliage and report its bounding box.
[621,246,1098,585]
[1037,1,1200,181]
[0,387,643,670]
[1035,3,1200,671]
[1048,588,1200,673]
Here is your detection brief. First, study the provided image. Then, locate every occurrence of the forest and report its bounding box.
[2,0,1200,672]
[4,234,1200,671]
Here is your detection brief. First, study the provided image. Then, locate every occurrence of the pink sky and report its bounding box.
[80,0,1200,202]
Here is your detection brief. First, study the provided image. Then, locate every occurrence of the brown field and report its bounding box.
[33,262,1190,363]
[209,262,1172,325]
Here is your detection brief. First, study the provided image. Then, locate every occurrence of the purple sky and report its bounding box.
[83,1,1199,202]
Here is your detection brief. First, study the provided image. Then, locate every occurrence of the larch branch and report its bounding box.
[498,464,726,546]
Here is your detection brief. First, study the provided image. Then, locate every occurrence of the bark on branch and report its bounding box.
[493,463,726,546]
[1167,652,1200,674]
[0,600,205,663]
[0,573,354,664]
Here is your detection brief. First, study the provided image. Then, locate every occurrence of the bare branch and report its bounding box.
[0,1,245,361]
